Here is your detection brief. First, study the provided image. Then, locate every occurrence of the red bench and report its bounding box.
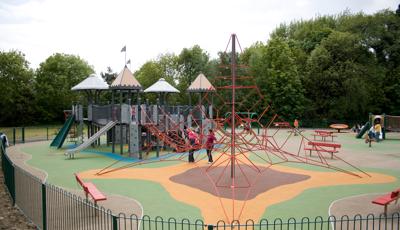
[304,141,341,159]
[274,122,290,128]
[311,130,337,142]
[372,190,400,215]
[75,173,107,205]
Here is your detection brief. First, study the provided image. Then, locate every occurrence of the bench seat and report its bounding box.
[85,182,107,201]
[372,190,399,214]
[75,173,107,204]
[305,141,341,159]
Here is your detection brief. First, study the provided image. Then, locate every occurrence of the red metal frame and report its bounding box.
[97,34,370,223]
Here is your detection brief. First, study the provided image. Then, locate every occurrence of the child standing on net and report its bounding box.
[206,129,217,163]
[187,127,198,162]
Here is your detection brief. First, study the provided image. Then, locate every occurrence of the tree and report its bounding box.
[305,31,379,120]
[0,50,35,126]
[35,53,94,123]
[177,45,210,104]
[100,66,117,85]
[249,38,306,120]
[135,55,179,104]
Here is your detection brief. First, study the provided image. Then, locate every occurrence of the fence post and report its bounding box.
[46,127,49,140]
[22,127,25,143]
[112,215,118,230]
[13,128,16,145]
[42,183,47,230]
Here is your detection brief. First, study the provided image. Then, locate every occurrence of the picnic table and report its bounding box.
[329,124,349,133]
[311,130,337,142]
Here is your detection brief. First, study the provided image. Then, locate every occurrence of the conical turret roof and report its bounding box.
[187,73,215,92]
[110,66,142,90]
[144,78,179,93]
[71,73,109,91]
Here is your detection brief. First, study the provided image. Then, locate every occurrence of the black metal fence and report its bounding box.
[1,141,399,230]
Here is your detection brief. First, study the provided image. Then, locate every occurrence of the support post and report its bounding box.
[13,128,16,145]
[42,183,47,230]
[120,91,123,155]
[230,34,236,179]
[138,96,142,159]
[22,127,25,143]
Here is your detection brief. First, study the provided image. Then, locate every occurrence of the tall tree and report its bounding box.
[0,50,35,126]
[305,31,379,120]
[249,38,306,120]
[35,53,94,123]
[177,45,210,104]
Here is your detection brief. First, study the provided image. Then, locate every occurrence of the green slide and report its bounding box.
[356,121,370,139]
[50,115,74,148]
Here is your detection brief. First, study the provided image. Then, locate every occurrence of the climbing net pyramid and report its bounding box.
[98,34,369,223]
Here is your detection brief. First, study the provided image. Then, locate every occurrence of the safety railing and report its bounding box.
[1,141,399,230]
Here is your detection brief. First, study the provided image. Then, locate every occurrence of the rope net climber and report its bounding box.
[97,34,370,223]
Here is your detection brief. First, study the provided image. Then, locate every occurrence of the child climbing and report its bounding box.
[187,127,198,163]
[205,129,217,163]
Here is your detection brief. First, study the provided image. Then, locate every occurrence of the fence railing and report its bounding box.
[0,141,399,230]
[0,126,62,145]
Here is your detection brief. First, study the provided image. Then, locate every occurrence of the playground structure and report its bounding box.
[51,70,216,159]
[356,113,400,140]
[48,34,376,222]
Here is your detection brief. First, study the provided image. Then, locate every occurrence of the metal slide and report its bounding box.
[65,121,117,158]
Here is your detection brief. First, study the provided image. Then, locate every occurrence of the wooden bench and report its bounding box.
[372,189,400,215]
[75,173,107,205]
[311,130,337,142]
[304,141,341,159]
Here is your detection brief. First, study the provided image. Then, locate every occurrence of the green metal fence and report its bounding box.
[0,141,399,230]
[1,126,62,145]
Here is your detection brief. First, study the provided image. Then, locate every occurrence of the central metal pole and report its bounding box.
[231,34,236,178]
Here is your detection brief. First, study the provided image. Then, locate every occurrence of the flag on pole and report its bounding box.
[126,59,131,65]
[121,46,126,52]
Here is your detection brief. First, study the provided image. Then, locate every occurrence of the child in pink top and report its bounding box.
[205,129,217,163]
[187,127,198,162]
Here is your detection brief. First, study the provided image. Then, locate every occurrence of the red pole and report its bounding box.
[231,34,236,178]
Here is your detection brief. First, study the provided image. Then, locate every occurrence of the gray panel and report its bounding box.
[187,114,192,128]
[152,105,158,124]
[114,125,127,143]
[140,104,146,124]
[129,124,140,157]
[88,104,93,121]
[121,104,130,124]
[77,105,83,121]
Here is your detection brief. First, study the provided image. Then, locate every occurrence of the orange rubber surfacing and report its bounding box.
[79,160,395,223]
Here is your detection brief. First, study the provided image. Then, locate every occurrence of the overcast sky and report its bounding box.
[0,0,398,74]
